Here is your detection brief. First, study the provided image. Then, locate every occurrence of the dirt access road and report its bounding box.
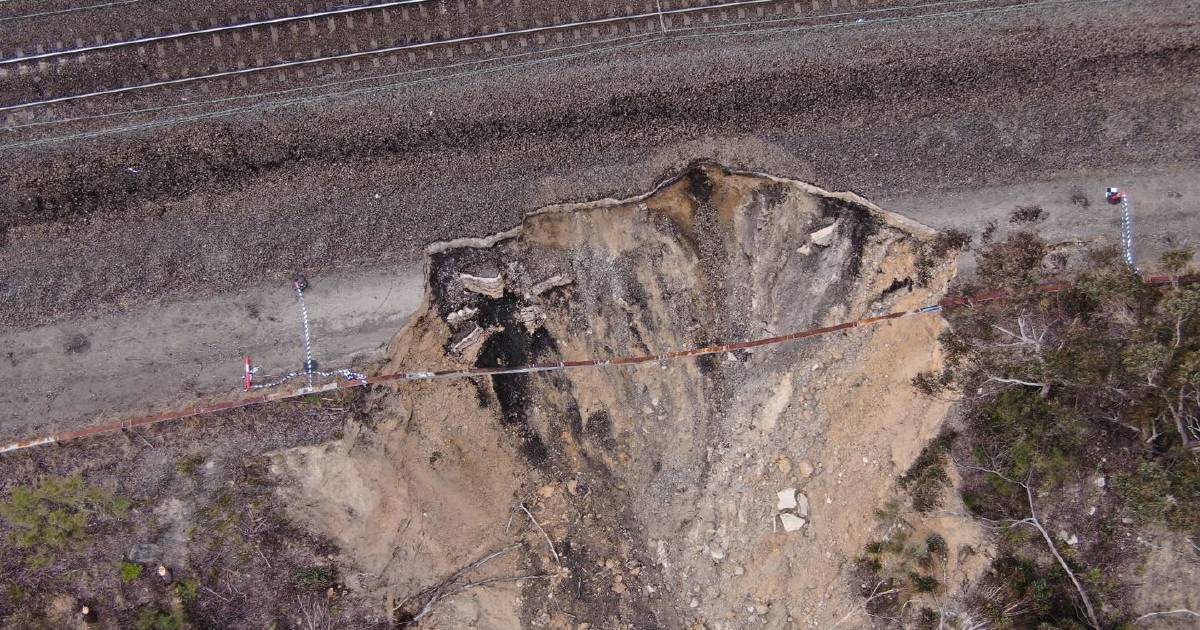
[0,0,1198,438]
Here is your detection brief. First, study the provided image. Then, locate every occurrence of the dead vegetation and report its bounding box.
[0,389,384,628]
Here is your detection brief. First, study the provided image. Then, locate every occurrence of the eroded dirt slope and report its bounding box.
[271,163,973,627]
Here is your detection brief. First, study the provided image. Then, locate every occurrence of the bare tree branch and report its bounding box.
[955,463,1100,629]
[392,543,521,614]
[518,503,561,566]
[986,376,1047,388]
[829,580,901,629]
[410,574,552,623]
[1134,609,1200,624]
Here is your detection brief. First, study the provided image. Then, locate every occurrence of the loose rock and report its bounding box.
[810,222,839,247]
[780,513,806,532]
[777,488,798,511]
[797,460,815,478]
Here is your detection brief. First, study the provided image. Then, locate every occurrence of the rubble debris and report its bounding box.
[460,272,505,298]
[450,324,490,356]
[528,274,574,298]
[809,221,839,247]
[517,306,545,333]
[446,306,480,326]
[796,493,810,518]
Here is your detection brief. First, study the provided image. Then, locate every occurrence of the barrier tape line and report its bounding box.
[1,273,1193,455]
[246,279,369,391]
[1121,195,1139,273]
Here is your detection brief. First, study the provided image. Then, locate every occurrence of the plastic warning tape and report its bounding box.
[1,274,1193,455]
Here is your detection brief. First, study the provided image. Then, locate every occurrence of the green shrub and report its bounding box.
[961,491,984,515]
[908,572,939,592]
[119,560,144,584]
[899,429,958,513]
[175,577,199,603]
[925,533,948,557]
[0,474,130,567]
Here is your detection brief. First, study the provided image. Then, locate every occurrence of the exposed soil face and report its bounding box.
[270,163,968,627]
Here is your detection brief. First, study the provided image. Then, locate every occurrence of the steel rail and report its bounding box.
[0,0,999,113]
[0,0,148,24]
[0,0,438,65]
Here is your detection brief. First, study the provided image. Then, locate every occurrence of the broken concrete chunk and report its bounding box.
[779,513,806,532]
[446,306,479,326]
[460,272,505,298]
[776,488,798,511]
[516,306,545,333]
[450,325,488,356]
[1056,530,1079,546]
[529,274,574,297]
[809,221,839,247]
[796,493,809,518]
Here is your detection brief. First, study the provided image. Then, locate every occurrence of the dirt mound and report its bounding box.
[270,162,968,627]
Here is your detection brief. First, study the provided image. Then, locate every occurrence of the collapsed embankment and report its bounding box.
[270,162,976,627]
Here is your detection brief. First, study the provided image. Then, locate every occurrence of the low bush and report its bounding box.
[0,474,129,567]
[119,560,143,584]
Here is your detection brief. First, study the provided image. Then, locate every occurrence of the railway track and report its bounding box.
[0,0,1094,144]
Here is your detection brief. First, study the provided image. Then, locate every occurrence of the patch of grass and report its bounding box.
[860,525,947,613]
[0,473,129,567]
[1114,458,1200,532]
[1114,460,1172,523]
[3,583,24,605]
[119,560,144,584]
[293,565,336,590]
[175,453,206,477]
[134,607,186,630]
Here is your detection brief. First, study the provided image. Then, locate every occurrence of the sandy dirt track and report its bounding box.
[0,0,1198,436]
